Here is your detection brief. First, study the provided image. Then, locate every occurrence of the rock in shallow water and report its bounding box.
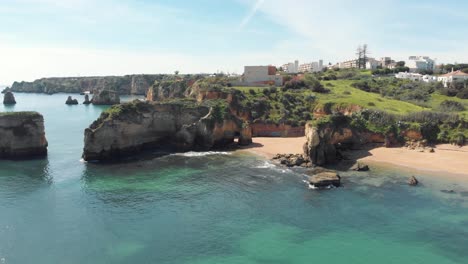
[307,169,341,188]
[65,96,79,105]
[408,176,419,186]
[91,90,120,105]
[0,112,48,159]
[83,94,91,105]
[3,91,16,105]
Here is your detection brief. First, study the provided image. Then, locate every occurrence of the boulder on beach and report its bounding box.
[408,176,419,186]
[307,169,341,188]
[3,91,16,105]
[65,96,79,105]
[273,153,310,167]
[83,94,91,105]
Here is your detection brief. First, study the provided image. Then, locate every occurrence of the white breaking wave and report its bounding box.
[171,151,231,157]
[254,161,290,174]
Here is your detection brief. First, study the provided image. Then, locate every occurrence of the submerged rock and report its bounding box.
[0,112,48,159]
[3,91,16,105]
[408,176,419,186]
[307,169,341,188]
[91,90,120,105]
[82,100,252,161]
[65,96,79,105]
[83,94,91,105]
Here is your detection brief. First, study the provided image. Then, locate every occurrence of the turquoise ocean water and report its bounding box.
[0,93,467,264]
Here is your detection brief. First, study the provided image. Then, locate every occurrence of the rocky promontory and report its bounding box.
[91,90,120,105]
[82,100,252,161]
[0,112,48,159]
[3,91,17,105]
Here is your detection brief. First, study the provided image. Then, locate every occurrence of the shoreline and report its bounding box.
[241,137,468,178]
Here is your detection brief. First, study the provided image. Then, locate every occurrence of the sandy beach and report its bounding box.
[358,144,468,177]
[243,137,468,177]
[242,137,307,159]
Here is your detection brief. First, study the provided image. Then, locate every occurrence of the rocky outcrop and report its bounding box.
[82,100,252,161]
[65,96,79,105]
[83,94,91,105]
[0,112,48,159]
[3,91,16,105]
[91,90,120,105]
[307,168,341,188]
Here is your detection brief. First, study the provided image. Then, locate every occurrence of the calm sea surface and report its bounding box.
[0,93,467,264]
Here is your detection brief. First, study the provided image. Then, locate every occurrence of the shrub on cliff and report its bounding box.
[456,88,468,99]
[439,100,465,112]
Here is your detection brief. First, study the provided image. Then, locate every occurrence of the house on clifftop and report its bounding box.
[438,70,468,87]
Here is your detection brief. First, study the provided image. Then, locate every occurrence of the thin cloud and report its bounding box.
[239,0,265,29]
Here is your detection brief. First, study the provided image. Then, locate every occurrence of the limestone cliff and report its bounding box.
[82,100,252,161]
[0,112,48,159]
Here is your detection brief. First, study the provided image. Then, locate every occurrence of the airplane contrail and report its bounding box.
[239,0,265,29]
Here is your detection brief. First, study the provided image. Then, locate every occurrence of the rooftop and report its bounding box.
[439,70,468,77]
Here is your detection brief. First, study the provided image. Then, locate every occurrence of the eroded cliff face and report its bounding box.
[0,112,48,159]
[82,100,252,161]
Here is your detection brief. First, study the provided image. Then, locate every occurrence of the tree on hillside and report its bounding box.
[396,61,405,67]
[356,44,369,69]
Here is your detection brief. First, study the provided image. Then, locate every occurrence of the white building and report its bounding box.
[242,66,283,86]
[281,60,299,73]
[366,58,380,70]
[395,72,436,83]
[299,60,324,73]
[395,72,423,81]
[437,70,468,87]
[406,56,436,72]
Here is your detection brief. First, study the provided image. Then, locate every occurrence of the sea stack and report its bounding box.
[0,112,48,159]
[83,94,91,104]
[91,90,120,105]
[65,96,79,105]
[3,91,17,105]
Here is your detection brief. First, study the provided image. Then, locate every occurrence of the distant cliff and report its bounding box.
[10,75,168,95]
[0,112,48,159]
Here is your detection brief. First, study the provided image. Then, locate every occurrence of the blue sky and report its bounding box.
[1,0,467,84]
